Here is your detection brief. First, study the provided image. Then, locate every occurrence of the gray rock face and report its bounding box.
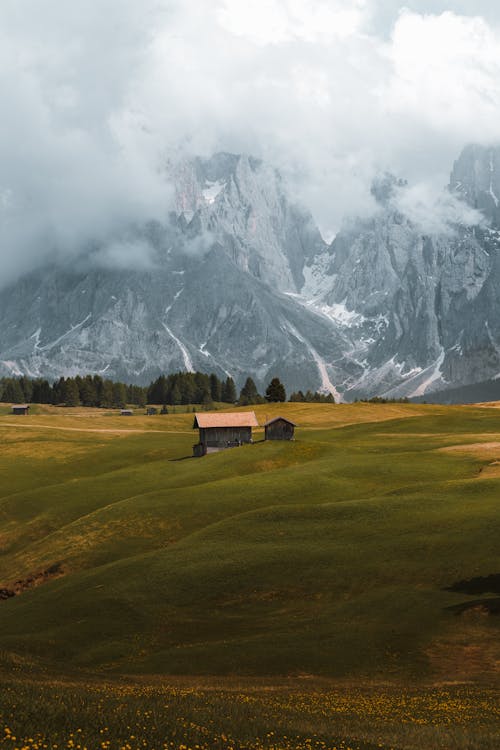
[450,144,500,225]
[0,154,346,394]
[304,144,500,398]
[2,147,500,400]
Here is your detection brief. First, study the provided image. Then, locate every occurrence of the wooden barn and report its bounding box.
[12,404,30,415]
[264,416,295,441]
[193,411,258,457]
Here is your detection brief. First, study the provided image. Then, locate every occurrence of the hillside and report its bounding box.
[0,402,499,682]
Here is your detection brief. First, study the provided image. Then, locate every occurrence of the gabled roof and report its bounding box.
[194,411,258,428]
[12,404,29,409]
[264,416,296,427]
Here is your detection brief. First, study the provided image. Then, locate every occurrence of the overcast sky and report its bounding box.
[1,0,500,282]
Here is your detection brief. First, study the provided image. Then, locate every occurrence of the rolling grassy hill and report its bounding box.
[0,401,499,683]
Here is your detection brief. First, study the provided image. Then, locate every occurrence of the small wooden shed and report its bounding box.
[193,411,258,456]
[264,416,296,441]
[120,409,133,416]
[12,404,30,415]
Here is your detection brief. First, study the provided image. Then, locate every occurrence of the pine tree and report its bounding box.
[62,378,80,407]
[171,383,181,405]
[80,376,97,407]
[209,373,222,402]
[19,376,33,402]
[2,378,25,404]
[265,377,286,403]
[222,376,237,403]
[112,382,127,408]
[238,377,259,405]
[100,380,114,407]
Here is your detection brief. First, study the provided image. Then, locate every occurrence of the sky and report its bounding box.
[1,0,500,283]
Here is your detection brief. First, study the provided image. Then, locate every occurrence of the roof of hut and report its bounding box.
[194,411,258,429]
[264,416,296,427]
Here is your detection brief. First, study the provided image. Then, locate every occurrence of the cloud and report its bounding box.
[2,1,500,283]
[394,182,487,236]
[94,238,158,272]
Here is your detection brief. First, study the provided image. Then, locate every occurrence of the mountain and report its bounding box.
[1,146,500,400]
[0,154,347,394]
[303,153,500,399]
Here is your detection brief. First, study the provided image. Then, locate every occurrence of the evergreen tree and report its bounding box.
[80,376,98,407]
[31,379,52,404]
[180,376,196,405]
[2,378,25,403]
[265,377,286,403]
[100,380,114,407]
[93,375,104,406]
[130,385,146,407]
[170,383,181,405]
[148,375,167,405]
[19,376,33,402]
[112,382,127,408]
[209,373,222,402]
[200,387,212,407]
[52,377,66,405]
[238,377,259,405]
[222,376,237,403]
[62,378,80,407]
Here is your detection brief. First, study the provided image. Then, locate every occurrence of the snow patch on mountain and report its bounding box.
[202,179,226,204]
[284,320,342,401]
[160,322,194,372]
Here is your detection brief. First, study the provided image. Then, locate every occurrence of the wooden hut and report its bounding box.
[12,404,30,415]
[264,416,295,441]
[120,409,133,416]
[193,411,258,457]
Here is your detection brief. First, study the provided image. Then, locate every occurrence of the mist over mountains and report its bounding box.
[1,143,500,401]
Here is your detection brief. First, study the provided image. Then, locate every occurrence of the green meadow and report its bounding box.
[0,401,499,748]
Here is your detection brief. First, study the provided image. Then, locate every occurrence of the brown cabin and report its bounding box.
[264,416,295,441]
[12,404,30,415]
[193,411,258,457]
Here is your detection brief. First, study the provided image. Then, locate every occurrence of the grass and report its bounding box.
[1,675,499,750]
[0,401,499,747]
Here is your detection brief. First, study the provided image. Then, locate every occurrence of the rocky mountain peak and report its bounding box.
[370,172,408,206]
[449,143,500,226]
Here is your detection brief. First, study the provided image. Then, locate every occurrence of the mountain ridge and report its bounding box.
[1,146,500,400]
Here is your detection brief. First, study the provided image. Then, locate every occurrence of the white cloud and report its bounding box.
[382,11,500,140]
[394,182,487,236]
[216,0,367,43]
[2,1,500,282]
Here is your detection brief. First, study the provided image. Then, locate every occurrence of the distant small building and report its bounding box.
[120,409,133,416]
[264,416,295,441]
[193,411,258,457]
[12,404,30,415]
[146,407,158,416]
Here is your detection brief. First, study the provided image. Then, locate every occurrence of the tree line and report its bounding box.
[0,372,337,408]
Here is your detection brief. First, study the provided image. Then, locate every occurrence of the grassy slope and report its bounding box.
[0,402,499,680]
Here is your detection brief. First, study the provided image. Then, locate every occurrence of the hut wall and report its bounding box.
[199,426,252,446]
[265,420,294,440]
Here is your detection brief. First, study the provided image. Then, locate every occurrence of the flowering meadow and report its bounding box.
[1,677,499,750]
